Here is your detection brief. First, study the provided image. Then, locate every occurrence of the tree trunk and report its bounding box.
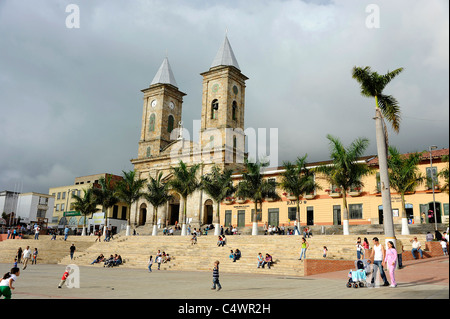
[152,206,158,236]
[181,197,187,236]
[374,105,395,240]
[214,202,221,236]
[252,201,258,235]
[126,205,131,236]
[296,199,301,236]
[400,193,410,235]
[342,190,349,235]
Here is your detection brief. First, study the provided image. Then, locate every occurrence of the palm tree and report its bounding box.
[235,160,279,235]
[144,172,173,236]
[315,135,371,235]
[387,147,424,235]
[201,165,235,236]
[279,154,319,233]
[168,161,201,236]
[352,65,404,239]
[115,170,146,236]
[72,187,99,236]
[92,175,119,236]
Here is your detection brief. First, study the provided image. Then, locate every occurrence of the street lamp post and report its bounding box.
[429,145,438,231]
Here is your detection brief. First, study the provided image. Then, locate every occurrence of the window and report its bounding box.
[121,206,127,220]
[62,192,66,200]
[146,147,151,158]
[37,209,46,218]
[426,167,438,189]
[288,207,297,221]
[251,209,262,222]
[168,115,174,133]
[376,172,381,193]
[232,101,237,121]
[61,203,65,211]
[57,192,61,200]
[211,99,219,119]
[209,135,214,149]
[349,204,363,219]
[56,204,60,211]
[149,113,156,132]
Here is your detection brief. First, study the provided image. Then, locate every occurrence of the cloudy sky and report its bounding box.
[0,0,448,194]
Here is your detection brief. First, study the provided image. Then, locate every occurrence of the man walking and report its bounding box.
[369,237,390,287]
[22,246,32,270]
[70,244,76,260]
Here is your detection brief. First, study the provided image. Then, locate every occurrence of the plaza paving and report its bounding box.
[1,256,448,300]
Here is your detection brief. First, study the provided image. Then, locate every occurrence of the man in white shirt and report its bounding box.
[22,246,32,270]
[410,237,423,259]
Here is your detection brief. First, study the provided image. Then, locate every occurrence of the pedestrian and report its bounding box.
[410,237,423,259]
[34,225,40,240]
[148,256,153,272]
[22,246,31,270]
[356,237,364,260]
[363,237,370,256]
[323,246,328,258]
[440,238,448,256]
[70,244,76,260]
[211,260,222,291]
[0,267,20,299]
[16,247,22,264]
[156,255,162,270]
[64,226,69,241]
[384,241,398,288]
[262,253,272,269]
[6,228,10,239]
[298,237,309,261]
[32,248,38,265]
[58,267,70,288]
[396,239,404,268]
[369,237,390,287]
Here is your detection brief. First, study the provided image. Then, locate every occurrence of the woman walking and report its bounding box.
[148,256,153,272]
[384,241,398,288]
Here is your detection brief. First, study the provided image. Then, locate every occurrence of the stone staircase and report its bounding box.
[0,234,428,277]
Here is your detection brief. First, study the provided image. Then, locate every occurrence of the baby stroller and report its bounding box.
[346,259,372,288]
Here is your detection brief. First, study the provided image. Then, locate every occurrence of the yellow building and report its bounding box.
[48,173,128,233]
[220,148,449,228]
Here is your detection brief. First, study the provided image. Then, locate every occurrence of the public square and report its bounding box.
[1,256,447,300]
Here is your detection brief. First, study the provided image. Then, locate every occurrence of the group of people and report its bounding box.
[14,246,38,270]
[257,253,273,269]
[229,249,241,262]
[216,235,227,247]
[147,250,172,272]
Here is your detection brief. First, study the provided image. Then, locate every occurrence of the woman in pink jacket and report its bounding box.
[384,241,398,288]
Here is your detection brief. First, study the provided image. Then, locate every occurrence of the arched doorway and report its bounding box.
[427,202,442,224]
[204,199,214,225]
[168,194,180,226]
[139,203,147,226]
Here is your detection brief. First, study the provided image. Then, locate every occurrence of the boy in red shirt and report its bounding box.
[58,267,70,288]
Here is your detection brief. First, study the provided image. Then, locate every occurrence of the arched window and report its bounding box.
[210,135,214,149]
[232,101,237,121]
[168,115,174,133]
[211,99,219,119]
[146,147,151,158]
[149,113,156,132]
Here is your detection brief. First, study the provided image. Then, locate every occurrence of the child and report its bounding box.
[0,267,20,299]
[32,248,38,265]
[323,246,328,258]
[440,238,448,256]
[211,260,222,291]
[148,256,153,272]
[13,258,18,268]
[156,255,162,270]
[58,267,70,288]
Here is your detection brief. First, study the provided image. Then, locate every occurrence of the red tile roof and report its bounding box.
[367,148,449,166]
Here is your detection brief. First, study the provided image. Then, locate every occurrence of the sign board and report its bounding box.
[64,211,81,217]
[91,212,105,225]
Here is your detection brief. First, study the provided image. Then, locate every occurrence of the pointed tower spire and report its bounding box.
[150,57,178,87]
[210,35,240,70]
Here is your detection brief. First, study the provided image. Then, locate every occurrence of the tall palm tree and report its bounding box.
[115,170,146,236]
[168,161,201,236]
[72,187,99,236]
[387,147,424,235]
[144,172,173,236]
[315,135,371,235]
[235,160,279,235]
[279,154,319,233]
[201,165,235,236]
[352,65,404,239]
[92,175,119,236]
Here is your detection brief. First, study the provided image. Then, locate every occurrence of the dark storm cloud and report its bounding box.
[0,0,448,193]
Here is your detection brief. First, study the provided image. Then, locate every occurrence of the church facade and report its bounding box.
[130,36,248,231]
